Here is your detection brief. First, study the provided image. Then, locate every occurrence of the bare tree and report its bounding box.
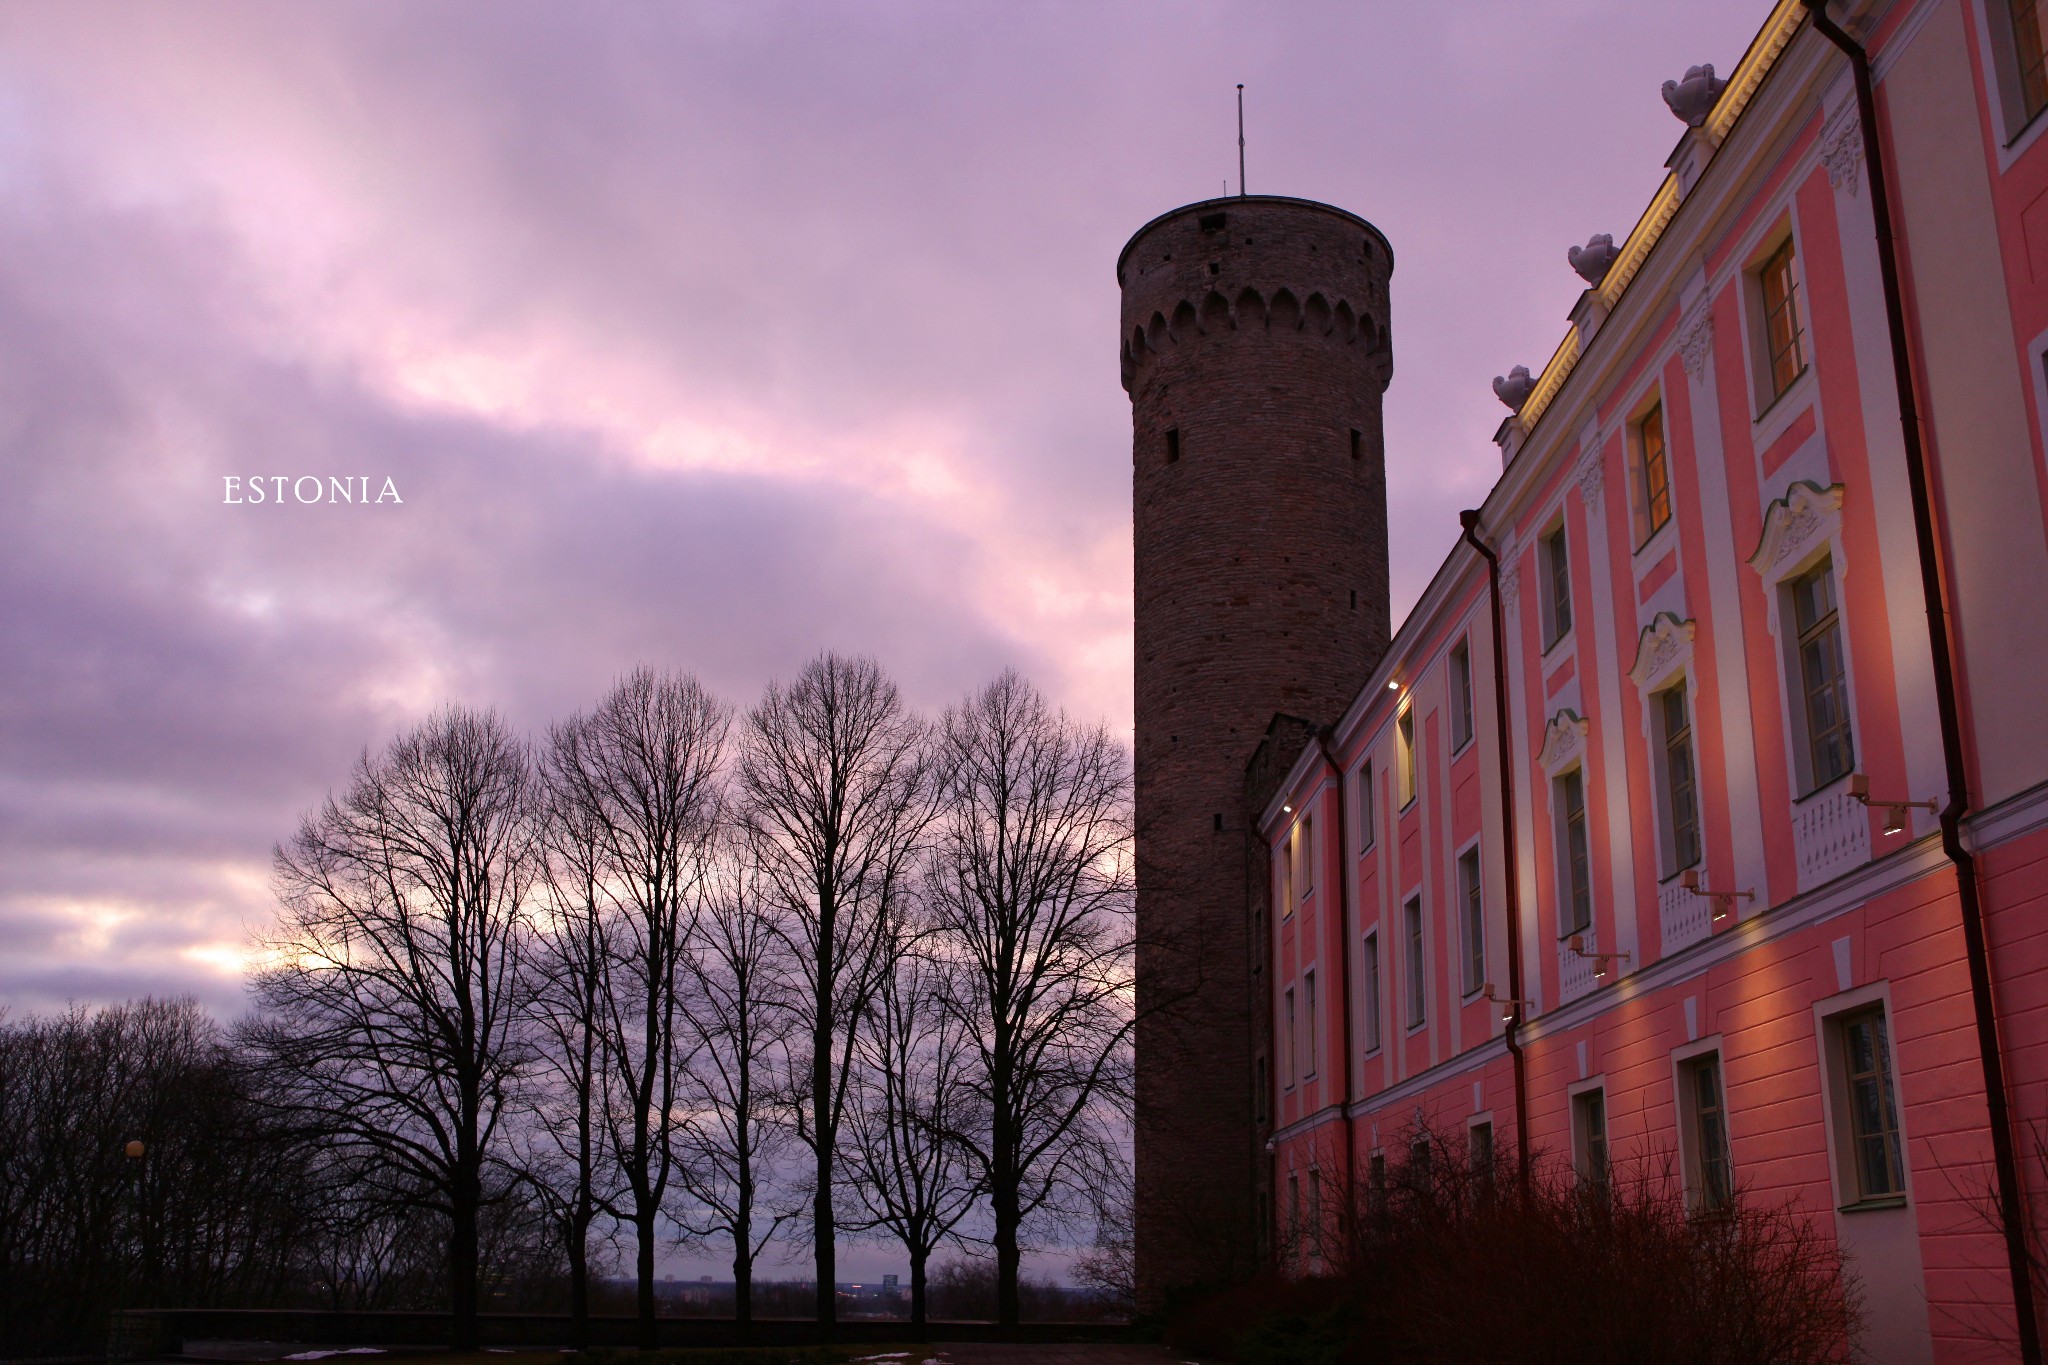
[522,771,619,1343]
[928,671,1136,1327]
[739,652,936,1330]
[246,706,540,1349]
[844,915,981,1330]
[542,668,730,1347]
[674,849,797,1328]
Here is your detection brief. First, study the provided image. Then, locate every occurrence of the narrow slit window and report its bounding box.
[1165,427,1181,463]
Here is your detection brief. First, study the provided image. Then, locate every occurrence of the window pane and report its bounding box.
[1842,1012,1905,1199]
[2013,0,2048,122]
[1794,560,1854,788]
[1662,687,1701,872]
[1563,770,1592,933]
[1462,850,1485,994]
[1639,405,1672,536]
[1547,528,1572,641]
[1405,897,1426,1027]
[1761,241,1805,396]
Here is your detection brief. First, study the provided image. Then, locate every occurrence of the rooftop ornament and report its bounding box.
[1568,233,1620,287]
[1492,365,1537,412]
[1662,63,1727,128]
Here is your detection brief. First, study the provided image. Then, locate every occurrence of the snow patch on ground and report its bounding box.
[283,1351,386,1361]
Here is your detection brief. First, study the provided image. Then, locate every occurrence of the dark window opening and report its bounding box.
[1166,428,1181,463]
[1208,262,1220,275]
[1199,212,1228,233]
[1350,428,1362,459]
[1214,812,1224,832]
[1350,589,1357,610]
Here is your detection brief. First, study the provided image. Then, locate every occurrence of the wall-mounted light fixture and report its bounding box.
[1680,868,1755,922]
[1282,803,1293,814]
[1481,982,1535,1024]
[1849,773,1937,838]
[1566,934,1632,980]
[1387,680,1400,692]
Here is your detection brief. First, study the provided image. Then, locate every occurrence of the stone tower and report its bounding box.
[1120,194,1393,1300]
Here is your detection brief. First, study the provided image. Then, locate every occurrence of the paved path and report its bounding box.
[930,1346,1201,1365]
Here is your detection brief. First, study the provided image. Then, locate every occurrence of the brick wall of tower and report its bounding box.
[1121,196,1394,1302]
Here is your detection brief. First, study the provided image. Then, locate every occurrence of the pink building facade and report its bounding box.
[1257,1,2048,1358]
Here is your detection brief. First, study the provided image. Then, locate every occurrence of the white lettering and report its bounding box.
[247,477,266,504]
[294,476,322,504]
[377,477,403,504]
[223,476,243,504]
[269,476,288,503]
[329,477,353,504]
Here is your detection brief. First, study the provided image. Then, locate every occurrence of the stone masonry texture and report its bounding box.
[1121,195,1393,1303]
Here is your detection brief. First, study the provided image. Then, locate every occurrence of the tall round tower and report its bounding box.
[1121,195,1393,1299]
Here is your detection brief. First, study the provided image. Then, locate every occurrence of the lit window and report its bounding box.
[2009,0,2048,126]
[1404,894,1426,1029]
[1294,815,1315,901]
[1397,707,1417,808]
[1759,238,1806,399]
[1361,930,1382,1054]
[1792,558,1854,790]
[1556,769,1592,936]
[1636,402,1673,542]
[1542,525,1572,647]
[1836,1008,1906,1200]
[1450,639,1474,751]
[1276,839,1292,921]
[1659,686,1702,875]
[1459,847,1485,996]
[1574,1088,1609,1189]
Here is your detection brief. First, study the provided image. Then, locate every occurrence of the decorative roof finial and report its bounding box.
[1568,233,1620,287]
[1493,365,1537,412]
[1662,64,1727,128]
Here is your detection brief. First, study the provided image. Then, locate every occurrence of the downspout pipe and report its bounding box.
[1802,4,2040,1356]
[1314,730,1360,1246]
[1460,510,1531,1198]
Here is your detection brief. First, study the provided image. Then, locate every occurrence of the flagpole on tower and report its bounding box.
[1237,84,1246,196]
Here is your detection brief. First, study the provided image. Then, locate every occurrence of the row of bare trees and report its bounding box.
[243,654,1136,1348]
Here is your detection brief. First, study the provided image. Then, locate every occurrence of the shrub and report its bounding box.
[1169,1126,1858,1365]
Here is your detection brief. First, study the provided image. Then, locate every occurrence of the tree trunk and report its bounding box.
[450,1162,480,1351]
[994,1185,1021,1328]
[636,1203,659,1349]
[567,1205,590,1347]
[734,1242,753,1332]
[813,1162,835,1332]
[910,1248,928,1334]
[735,1159,754,1331]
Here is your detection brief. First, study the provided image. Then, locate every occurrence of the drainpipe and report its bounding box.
[1802,4,2040,1357]
[1460,510,1531,1199]
[1315,730,1361,1246]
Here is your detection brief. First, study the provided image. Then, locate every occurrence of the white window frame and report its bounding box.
[1814,984,1912,1212]
[1539,520,1573,652]
[1672,1034,1732,1213]
[1355,757,1377,853]
[1749,482,1859,800]
[1361,929,1382,1056]
[1396,705,1417,809]
[1569,1076,1610,1190]
[1449,637,1475,754]
[1971,0,2048,162]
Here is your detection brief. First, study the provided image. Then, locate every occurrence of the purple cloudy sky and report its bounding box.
[0,1,1765,1024]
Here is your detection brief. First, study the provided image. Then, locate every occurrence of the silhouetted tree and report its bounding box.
[928,670,1135,1327]
[542,668,730,1347]
[844,912,980,1329]
[739,652,937,1331]
[246,706,540,1349]
[675,849,797,1327]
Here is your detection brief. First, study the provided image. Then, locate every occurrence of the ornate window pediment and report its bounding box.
[1538,709,1590,775]
[1748,480,1844,577]
[1628,613,1697,692]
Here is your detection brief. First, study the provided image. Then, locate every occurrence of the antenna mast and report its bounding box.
[1237,84,1247,196]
